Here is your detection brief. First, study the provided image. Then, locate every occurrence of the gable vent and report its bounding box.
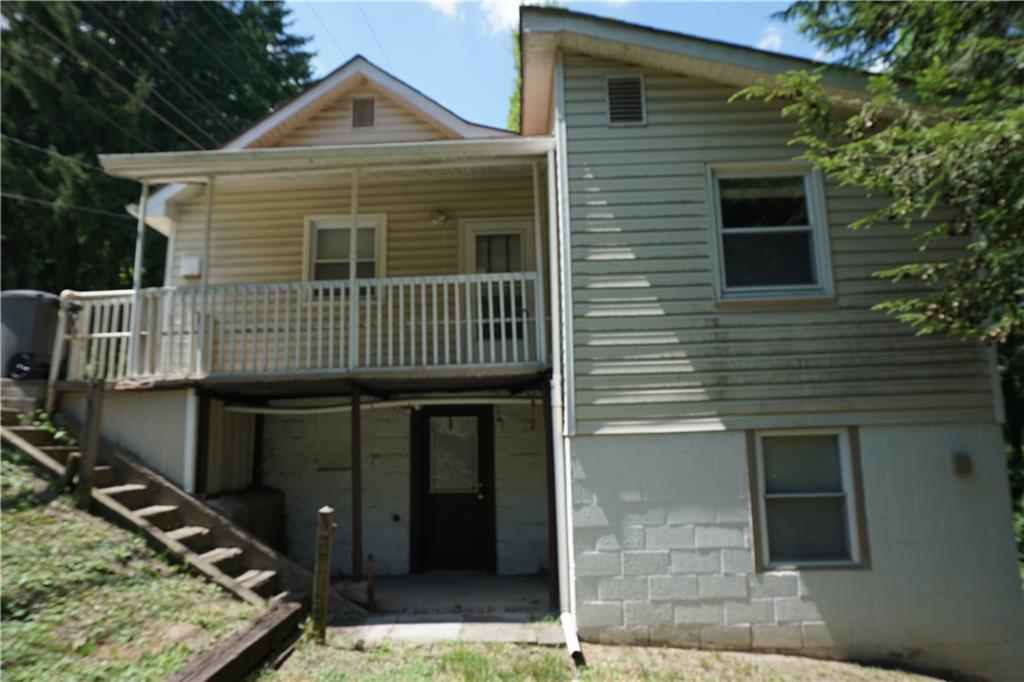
[607,76,645,124]
[352,97,375,128]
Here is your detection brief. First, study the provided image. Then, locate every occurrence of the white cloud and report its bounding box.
[480,0,522,35]
[757,24,783,52]
[867,56,889,73]
[604,0,631,5]
[813,49,832,63]
[425,0,461,19]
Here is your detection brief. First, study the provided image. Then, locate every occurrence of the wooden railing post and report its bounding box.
[312,505,335,644]
[76,379,104,510]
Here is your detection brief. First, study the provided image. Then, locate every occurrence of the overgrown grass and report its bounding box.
[253,637,937,682]
[1,449,257,681]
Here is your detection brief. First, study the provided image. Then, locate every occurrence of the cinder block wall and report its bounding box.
[261,400,548,577]
[570,424,1024,682]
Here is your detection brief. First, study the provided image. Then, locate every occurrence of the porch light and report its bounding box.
[430,209,448,226]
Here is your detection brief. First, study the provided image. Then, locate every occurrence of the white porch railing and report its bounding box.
[56,272,543,382]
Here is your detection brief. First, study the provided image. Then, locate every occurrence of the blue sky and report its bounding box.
[283,1,822,130]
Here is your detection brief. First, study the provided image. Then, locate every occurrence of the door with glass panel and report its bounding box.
[465,222,530,345]
[411,406,495,572]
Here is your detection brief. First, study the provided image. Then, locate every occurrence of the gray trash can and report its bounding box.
[1,290,60,379]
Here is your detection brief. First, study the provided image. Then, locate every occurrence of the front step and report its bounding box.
[37,445,78,466]
[167,525,212,552]
[236,569,279,598]
[4,426,53,446]
[97,483,148,508]
[135,504,180,530]
[200,547,244,575]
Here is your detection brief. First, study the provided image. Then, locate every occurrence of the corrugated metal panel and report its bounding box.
[274,84,450,147]
[562,53,992,435]
[206,398,255,495]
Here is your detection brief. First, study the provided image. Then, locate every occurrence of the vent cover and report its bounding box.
[607,76,645,124]
[352,97,376,128]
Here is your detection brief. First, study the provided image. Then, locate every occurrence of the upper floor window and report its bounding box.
[352,97,376,128]
[304,214,387,281]
[606,75,646,125]
[707,164,833,300]
[751,429,868,569]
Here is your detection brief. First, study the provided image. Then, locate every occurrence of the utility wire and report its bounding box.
[0,132,106,173]
[356,2,395,73]
[199,2,297,89]
[1,192,135,221]
[4,46,161,152]
[20,12,206,149]
[197,1,285,97]
[308,3,346,63]
[82,4,237,138]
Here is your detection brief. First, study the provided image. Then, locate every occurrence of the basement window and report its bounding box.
[707,164,834,301]
[751,429,868,569]
[352,97,376,128]
[606,75,646,125]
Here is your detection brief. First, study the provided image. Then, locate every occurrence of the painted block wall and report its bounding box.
[260,400,548,577]
[59,388,191,488]
[570,423,1024,682]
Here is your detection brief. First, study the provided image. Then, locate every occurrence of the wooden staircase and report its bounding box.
[1,405,362,614]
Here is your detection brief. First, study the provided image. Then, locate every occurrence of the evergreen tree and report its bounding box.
[1,1,314,292]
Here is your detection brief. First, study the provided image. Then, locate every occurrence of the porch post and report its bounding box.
[351,384,363,579]
[127,180,150,377]
[197,176,215,376]
[532,162,547,364]
[347,169,360,368]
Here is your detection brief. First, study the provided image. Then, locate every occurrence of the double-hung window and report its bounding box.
[304,214,387,282]
[751,429,868,569]
[708,164,833,300]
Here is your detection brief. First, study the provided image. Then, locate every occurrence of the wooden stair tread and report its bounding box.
[98,483,147,495]
[236,569,277,590]
[200,547,244,563]
[135,504,178,516]
[167,526,210,541]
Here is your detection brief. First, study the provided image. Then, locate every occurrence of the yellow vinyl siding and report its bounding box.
[169,174,538,286]
[563,53,992,434]
[274,84,451,147]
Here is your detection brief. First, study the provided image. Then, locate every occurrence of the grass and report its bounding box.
[1,447,257,681]
[253,636,939,682]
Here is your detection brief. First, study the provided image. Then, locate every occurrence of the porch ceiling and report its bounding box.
[98,136,555,184]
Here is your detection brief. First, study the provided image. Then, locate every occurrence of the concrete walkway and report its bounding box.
[329,613,564,645]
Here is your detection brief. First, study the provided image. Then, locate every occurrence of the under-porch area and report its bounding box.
[195,374,559,613]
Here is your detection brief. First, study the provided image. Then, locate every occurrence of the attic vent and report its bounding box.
[607,76,645,124]
[352,97,375,128]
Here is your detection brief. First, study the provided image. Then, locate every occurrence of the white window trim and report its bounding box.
[754,427,861,570]
[706,162,835,302]
[459,218,534,274]
[302,213,388,281]
[605,73,647,127]
[351,95,377,129]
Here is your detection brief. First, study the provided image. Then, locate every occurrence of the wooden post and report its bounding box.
[58,452,81,492]
[366,553,376,611]
[351,386,363,580]
[312,505,335,644]
[76,379,104,510]
[127,181,150,377]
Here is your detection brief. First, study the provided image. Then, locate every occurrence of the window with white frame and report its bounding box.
[305,215,386,281]
[754,430,864,567]
[708,165,833,299]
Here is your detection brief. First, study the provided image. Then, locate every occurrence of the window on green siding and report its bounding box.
[709,166,833,300]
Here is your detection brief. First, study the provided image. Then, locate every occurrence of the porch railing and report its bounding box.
[56,272,543,382]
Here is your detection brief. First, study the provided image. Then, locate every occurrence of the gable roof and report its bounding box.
[519,7,875,135]
[139,56,512,234]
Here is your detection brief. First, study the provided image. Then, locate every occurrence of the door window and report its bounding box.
[429,416,478,494]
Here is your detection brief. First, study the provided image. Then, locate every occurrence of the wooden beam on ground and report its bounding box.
[351,385,363,580]
[76,380,104,510]
[167,600,305,682]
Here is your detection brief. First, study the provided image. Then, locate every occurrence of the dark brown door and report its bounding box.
[411,406,495,572]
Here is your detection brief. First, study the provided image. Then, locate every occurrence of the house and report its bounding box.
[46,7,1021,680]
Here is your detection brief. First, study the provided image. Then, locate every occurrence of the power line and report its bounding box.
[1,192,134,221]
[308,3,346,62]
[199,2,298,90]
[197,1,285,97]
[356,2,395,73]
[0,132,106,172]
[21,11,206,149]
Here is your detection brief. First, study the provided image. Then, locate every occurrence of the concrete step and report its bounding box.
[37,445,78,465]
[199,547,244,575]
[135,504,180,530]
[236,569,279,598]
[97,483,148,508]
[1,408,21,425]
[0,397,40,414]
[93,465,116,488]
[166,525,212,553]
[5,426,55,446]
[0,379,46,399]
